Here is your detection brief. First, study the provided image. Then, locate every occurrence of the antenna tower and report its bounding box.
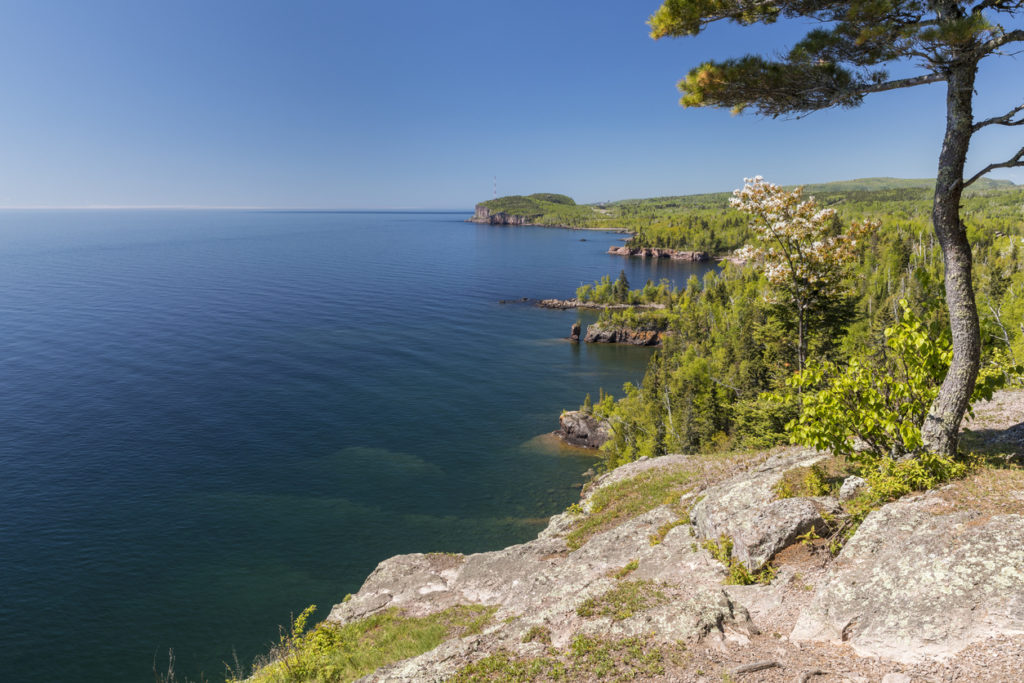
[493,176,497,199]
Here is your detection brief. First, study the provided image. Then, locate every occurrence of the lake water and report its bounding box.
[0,210,714,682]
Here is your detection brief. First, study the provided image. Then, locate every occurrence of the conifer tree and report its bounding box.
[650,0,1024,456]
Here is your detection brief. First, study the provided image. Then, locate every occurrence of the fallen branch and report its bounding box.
[732,660,782,676]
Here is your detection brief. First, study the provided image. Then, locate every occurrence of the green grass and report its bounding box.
[576,580,668,621]
[700,536,776,586]
[565,465,696,550]
[240,604,496,683]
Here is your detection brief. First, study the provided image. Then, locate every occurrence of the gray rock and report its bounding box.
[732,497,836,570]
[557,410,611,449]
[791,495,1024,662]
[691,450,840,569]
[880,674,912,683]
[839,475,868,501]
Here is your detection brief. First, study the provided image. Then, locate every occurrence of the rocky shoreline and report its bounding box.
[606,245,711,261]
[533,298,666,311]
[468,206,629,232]
[322,391,1024,681]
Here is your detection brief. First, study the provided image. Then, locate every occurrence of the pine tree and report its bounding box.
[649,0,1024,456]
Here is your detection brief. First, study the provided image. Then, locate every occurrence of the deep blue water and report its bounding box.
[0,210,714,682]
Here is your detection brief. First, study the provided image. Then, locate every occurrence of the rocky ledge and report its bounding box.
[582,320,662,346]
[326,391,1024,681]
[608,245,710,261]
[536,298,666,311]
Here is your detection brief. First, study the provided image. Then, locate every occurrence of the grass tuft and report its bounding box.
[239,604,496,683]
[566,466,696,550]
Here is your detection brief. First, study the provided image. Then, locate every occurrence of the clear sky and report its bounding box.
[0,0,1020,209]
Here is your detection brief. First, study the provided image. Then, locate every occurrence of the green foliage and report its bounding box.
[242,605,496,683]
[861,451,968,502]
[613,559,640,579]
[521,625,551,645]
[576,580,668,621]
[773,462,837,499]
[787,300,949,457]
[700,535,775,585]
[788,300,1021,460]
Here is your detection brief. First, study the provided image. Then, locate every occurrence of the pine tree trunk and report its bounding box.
[920,61,981,457]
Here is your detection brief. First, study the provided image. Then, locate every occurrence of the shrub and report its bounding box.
[787,300,1020,461]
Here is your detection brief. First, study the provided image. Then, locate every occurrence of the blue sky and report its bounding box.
[0,0,1020,209]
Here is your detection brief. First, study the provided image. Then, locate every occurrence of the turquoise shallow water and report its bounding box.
[0,210,713,681]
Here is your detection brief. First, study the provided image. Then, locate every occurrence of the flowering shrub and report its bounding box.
[732,176,878,370]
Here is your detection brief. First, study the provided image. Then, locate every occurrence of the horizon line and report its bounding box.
[0,205,475,212]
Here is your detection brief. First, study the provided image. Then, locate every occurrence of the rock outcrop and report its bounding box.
[307,392,1024,681]
[792,493,1024,662]
[690,450,842,570]
[536,298,666,311]
[608,245,710,261]
[569,321,581,341]
[557,410,610,449]
[471,205,537,226]
[583,321,661,346]
[329,454,756,681]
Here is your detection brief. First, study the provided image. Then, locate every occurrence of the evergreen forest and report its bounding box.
[562,178,1024,469]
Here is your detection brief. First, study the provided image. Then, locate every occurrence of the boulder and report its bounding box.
[791,494,1024,662]
[558,410,611,449]
[569,321,581,341]
[690,450,841,570]
[838,475,868,501]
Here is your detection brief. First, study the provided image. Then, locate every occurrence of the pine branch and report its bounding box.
[978,28,1024,54]
[973,103,1024,131]
[860,72,947,94]
[971,0,1024,14]
[962,144,1024,188]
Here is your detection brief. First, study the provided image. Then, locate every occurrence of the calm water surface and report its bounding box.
[0,210,714,682]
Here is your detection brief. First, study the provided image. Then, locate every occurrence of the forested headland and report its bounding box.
[474,177,1019,253]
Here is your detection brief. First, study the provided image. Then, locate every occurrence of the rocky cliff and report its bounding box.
[318,391,1024,682]
[470,205,538,226]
